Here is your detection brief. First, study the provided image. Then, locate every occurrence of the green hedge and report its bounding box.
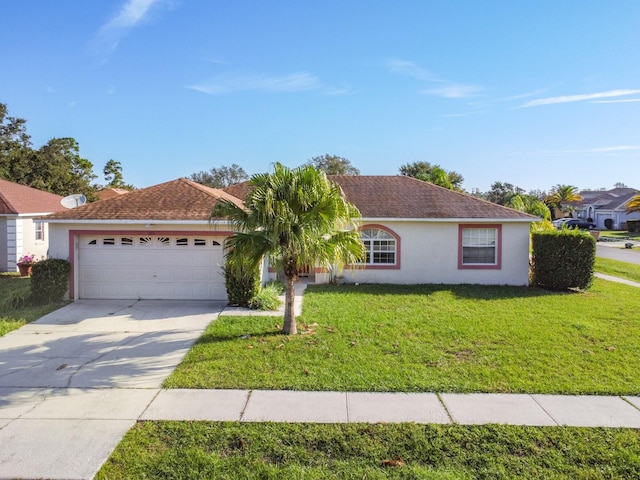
[30,258,71,304]
[531,230,595,290]
[223,254,260,307]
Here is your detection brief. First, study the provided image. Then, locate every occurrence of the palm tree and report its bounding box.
[212,163,365,335]
[627,193,640,213]
[544,184,582,218]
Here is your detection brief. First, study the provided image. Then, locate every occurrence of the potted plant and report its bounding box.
[17,254,38,276]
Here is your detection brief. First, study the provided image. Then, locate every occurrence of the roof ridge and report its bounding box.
[180,177,227,197]
[0,181,19,214]
[180,178,245,207]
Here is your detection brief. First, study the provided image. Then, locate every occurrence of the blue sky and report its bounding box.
[2,1,639,193]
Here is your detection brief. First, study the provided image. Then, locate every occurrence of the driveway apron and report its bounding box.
[0,299,224,480]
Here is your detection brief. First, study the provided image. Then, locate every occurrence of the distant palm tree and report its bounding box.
[544,185,582,218]
[212,163,365,335]
[627,193,640,213]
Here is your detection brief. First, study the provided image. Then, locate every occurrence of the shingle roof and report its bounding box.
[0,179,66,215]
[45,178,244,221]
[96,188,130,201]
[576,188,639,211]
[224,175,538,221]
[331,175,537,220]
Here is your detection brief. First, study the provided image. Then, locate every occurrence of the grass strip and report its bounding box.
[97,421,640,479]
[165,280,640,395]
[0,274,62,336]
[595,257,640,283]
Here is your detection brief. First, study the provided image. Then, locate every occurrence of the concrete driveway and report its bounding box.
[0,299,224,480]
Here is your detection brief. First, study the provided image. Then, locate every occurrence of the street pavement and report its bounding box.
[597,239,640,264]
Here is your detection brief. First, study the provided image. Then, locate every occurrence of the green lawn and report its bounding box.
[0,274,64,336]
[599,230,640,240]
[97,422,640,479]
[165,279,640,395]
[595,257,640,283]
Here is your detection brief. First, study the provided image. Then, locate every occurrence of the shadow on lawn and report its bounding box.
[195,328,285,346]
[306,283,575,300]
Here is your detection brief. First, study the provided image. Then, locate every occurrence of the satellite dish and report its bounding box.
[61,193,87,209]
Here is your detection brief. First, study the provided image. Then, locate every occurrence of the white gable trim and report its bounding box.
[361,217,539,224]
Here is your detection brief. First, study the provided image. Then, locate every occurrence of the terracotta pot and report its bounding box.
[18,264,32,276]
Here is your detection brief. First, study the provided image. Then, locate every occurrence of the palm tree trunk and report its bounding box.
[283,275,297,335]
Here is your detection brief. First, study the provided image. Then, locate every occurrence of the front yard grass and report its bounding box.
[97,422,640,479]
[0,274,64,336]
[595,257,640,283]
[165,279,640,395]
[599,230,640,240]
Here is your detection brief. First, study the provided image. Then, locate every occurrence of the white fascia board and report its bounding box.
[360,217,541,223]
[2,213,54,218]
[43,219,233,225]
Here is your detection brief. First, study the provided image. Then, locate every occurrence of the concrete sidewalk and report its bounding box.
[4,389,640,480]
[595,272,640,288]
[140,389,640,428]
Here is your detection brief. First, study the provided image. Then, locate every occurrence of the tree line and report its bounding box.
[4,102,635,216]
[0,103,132,200]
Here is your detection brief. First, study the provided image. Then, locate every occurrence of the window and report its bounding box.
[102,238,115,246]
[176,238,189,246]
[35,223,44,242]
[120,237,133,246]
[194,239,206,246]
[361,228,397,265]
[459,225,501,269]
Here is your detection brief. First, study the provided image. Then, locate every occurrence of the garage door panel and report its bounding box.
[78,235,226,300]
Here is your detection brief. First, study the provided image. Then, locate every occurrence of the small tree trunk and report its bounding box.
[283,274,297,335]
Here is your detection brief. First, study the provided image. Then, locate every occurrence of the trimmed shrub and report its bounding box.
[531,229,595,290]
[30,258,71,304]
[248,283,282,311]
[223,254,260,307]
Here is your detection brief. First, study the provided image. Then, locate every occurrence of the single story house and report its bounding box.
[569,187,640,230]
[0,179,66,272]
[44,176,538,301]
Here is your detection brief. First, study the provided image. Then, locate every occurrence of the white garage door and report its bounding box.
[78,235,226,300]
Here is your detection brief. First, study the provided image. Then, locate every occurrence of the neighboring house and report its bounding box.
[570,187,640,230]
[0,179,66,272]
[43,175,539,301]
[96,187,130,201]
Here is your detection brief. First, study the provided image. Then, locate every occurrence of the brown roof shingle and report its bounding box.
[45,175,537,222]
[332,175,537,220]
[45,178,244,221]
[0,179,66,215]
[224,175,538,221]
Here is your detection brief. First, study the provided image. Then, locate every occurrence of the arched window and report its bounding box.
[360,227,397,265]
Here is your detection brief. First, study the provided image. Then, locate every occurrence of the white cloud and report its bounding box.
[385,59,442,82]
[592,98,640,104]
[90,0,176,63]
[520,89,640,107]
[188,72,323,95]
[521,145,640,156]
[423,84,482,99]
[386,58,480,99]
[469,89,548,107]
